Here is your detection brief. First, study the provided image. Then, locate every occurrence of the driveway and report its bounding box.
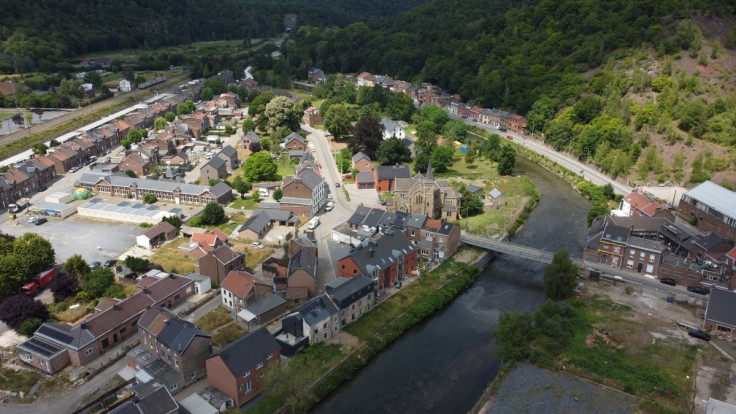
[345,185,380,208]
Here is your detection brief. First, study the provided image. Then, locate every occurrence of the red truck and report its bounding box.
[22,268,57,296]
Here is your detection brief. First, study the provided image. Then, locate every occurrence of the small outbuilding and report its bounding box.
[135,221,177,248]
[29,202,77,219]
[236,294,288,329]
[45,192,73,204]
[483,188,506,211]
[184,272,212,295]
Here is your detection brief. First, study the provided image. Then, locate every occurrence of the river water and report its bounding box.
[312,157,591,414]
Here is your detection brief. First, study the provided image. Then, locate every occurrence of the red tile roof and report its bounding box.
[727,247,736,261]
[624,192,663,217]
[221,270,267,299]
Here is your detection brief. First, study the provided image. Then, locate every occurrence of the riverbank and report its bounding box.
[247,249,487,414]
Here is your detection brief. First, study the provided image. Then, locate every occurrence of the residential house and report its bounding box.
[677,181,736,241]
[408,218,461,261]
[283,132,306,152]
[205,327,280,407]
[351,152,372,173]
[126,307,212,390]
[108,385,182,414]
[262,257,289,286]
[337,231,418,293]
[236,294,288,329]
[374,165,411,193]
[280,169,327,217]
[76,171,233,205]
[484,188,506,210]
[119,153,151,177]
[161,153,189,167]
[303,106,323,125]
[325,275,376,326]
[276,294,340,351]
[242,131,261,149]
[217,92,239,108]
[184,116,204,139]
[307,67,327,84]
[0,169,32,200]
[236,208,297,241]
[620,192,664,217]
[221,270,271,313]
[508,114,527,134]
[386,162,462,219]
[285,248,317,302]
[288,232,318,258]
[136,221,177,248]
[216,145,239,170]
[704,289,736,333]
[195,245,245,286]
[200,156,228,183]
[380,118,405,140]
[46,146,80,173]
[18,274,195,374]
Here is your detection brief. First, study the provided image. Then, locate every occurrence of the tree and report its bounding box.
[386,92,415,121]
[264,96,301,134]
[177,100,196,115]
[375,137,411,165]
[459,187,483,217]
[143,194,157,204]
[165,111,176,122]
[249,142,261,153]
[82,267,115,298]
[273,188,283,201]
[154,116,167,130]
[18,317,44,337]
[201,202,225,225]
[124,256,150,273]
[441,120,468,143]
[161,216,183,231]
[414,152,430,176]
[251,189,261,203]
[430,145,455,173]
[120,139,132,150]
[242,151,278,182]
[201,87,214,101]
[232,176,251,196]
[13,233,55,278]
[497,146,516,175]
[348,116,384,158]
[64,254,90,279]
[418,105,448,132]
[543,249,579,301]
[248,92,275,116]
[324,104,353,141]
[127,129,142,143]
[242,119,255,132]
[49,272,80,302]
[0,294,49,331]
[415,121,438,156]
[59,78,82,99]
[49,139,60,147]
[125,169,137,178]
[494,310,534,362]
[32,143,48,155]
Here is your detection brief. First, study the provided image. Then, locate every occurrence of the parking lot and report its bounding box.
[0,214,142,264]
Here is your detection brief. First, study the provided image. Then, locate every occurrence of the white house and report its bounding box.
[119,79,132,93]
[380,118,405,140]
[184,272,212,295]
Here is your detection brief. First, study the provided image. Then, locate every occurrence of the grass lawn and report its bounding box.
[229,243,275,270]
[195,306,233,333]
[276,159,297,179]
[150,238,196,274]
[0,368,41,394]
[53,303,94,323]
[0,109,28,120]
[212,322,247,348]
[229,198,259,210]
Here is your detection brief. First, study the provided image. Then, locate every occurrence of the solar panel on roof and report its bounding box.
[132,203,144,208]
[37,325,74,344]
[22,338,63,357]
[170,208,182,214]
[118,202,130,207]
[90,198,102,203]
[146,205,159,210]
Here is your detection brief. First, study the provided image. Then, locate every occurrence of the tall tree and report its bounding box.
[154,116,167,130]
[64,254,90,279]
[324,103,353,141]
[494,311,534,362]
[48,273,80,302]
[430,145,455,173]
[348,116,383,158]
[543,249,579,301]
[375,137,411,165]
[264,96,301,134]
[386,92,415,121]
[201,202,226,225]
[242,152,278,182]
[12,233,55,278]
[81,267,115,298]
[497,146,516,175]
[0,294,49,330]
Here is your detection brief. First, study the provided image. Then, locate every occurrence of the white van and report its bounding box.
[259,189,270,198]
[307,217,320,230]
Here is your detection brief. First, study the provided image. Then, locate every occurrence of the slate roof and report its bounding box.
[138,307,210,355]
[297,294,338,327]
[380,118,400,132]
[76,171,231,197]
[488,188,503,199]
[357,172,375,184]
[240,211,271,233]
[467,185,483,194]
[208,327,279,376]
[406,213,428,229]
[352,151,371,164]
[347,206,371,225]
[627,236,664,252]
[219,145,237,158]
[706,289,736,328]
[344,231,416,276]
[436,221,457,236]
[695,233,726,251]
[284,132,305,146]
[362,208,387,228]
[240,294,287,318]
[204,156,226,170]
[401,138,414,148]
[296,169,324,191]
[375,165,411,180]
[601,223,629,243]
[288,247,317,278]
[685,181,736,221]
[143,221,176,239]
[326,274,375,305]
[245,131,261,143]
[18,337,66,359]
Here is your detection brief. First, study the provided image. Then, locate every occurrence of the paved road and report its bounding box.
[0,359,127,414]
[302,125,355,289]
[454,116,633,196]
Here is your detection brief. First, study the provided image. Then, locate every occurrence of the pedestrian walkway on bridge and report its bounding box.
[460,233,585,267]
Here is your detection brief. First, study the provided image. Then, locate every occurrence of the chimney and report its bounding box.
[143,288,151,294]
[113,305,121,311]
[369,248,375,257]
[80,323,87,330]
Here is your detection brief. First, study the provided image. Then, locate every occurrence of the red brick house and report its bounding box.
[205,328,280,407]
[221,270,272,313]
[303,106,323,125]
[119,153,151,176]
[195,245,246,286]
[285,247,317,302]
[283,133,305,152]
[337,232,417,294]
[351,152,372,173]
[374,165,411,193]
[621,192,665,217]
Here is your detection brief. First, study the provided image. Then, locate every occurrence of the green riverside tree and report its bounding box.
[543,249,579,301]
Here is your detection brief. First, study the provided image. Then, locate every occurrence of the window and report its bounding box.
[639,252,645,260]
[613,246,621,254]
[174,293,180,300]
[267,353,273,360]
[120,327,126,335]
[626,260,634,269]
[256,362,264,369]
[649,254,655,263]
[324,332,328,339]
[323,323,327,329]
[244,370,250,377]
[411,230,415,236]
[191,371,196,379]
[629,250,635,258]
[85,348,94,356]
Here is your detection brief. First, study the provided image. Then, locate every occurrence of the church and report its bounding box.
[386,161,462,220]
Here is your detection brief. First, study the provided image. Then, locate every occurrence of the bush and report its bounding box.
[139,222,153,228]
[124,256,149,273]
[143,194,157,204]
[0,295,49,330]
[201,202,226,225]
[48,273,80,302]
[18,318,43,336]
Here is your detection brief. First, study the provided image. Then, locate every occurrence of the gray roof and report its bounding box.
[706,289,736,328]
[284,132,305,146]
[288,150,305,158]
[245,131,261,143]
[347,206,372,225]
[489,188,503,199]
[135,385,179,414]
[242,293,286,317]
[219,145,237,158]
[35,322,96,351]
[296,169,324,191]
[203,155,226,170]
[406,213,428,229]
[380,118,400,132]
[417,239,434,249]
[362,208,387,228]
[147,314,210,355]
[352,151,371,164]
[627,236,664,253]
[346,231,416,276]
[18,337,66,359]
[241,211,271,233]
[325,277,351,290]
[684,181,736,221]
[77,171,230,197]
[356,172,375,184]
[209,327,279,376]
[297,294,338,327]
[695,233,725,251]
[401,138,414,148]
[327,274,375,305]
[288,247,317,278]
[602,223,629,243]
[467,185,483,194]
[437,221,457,236]
[375,165,411,180]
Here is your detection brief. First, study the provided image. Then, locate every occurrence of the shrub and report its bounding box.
[18,318,44,336]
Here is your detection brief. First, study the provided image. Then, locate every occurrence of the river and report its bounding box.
[312,157,591,414]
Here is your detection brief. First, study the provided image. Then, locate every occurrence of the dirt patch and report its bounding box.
[585,324,625,348]
[326,331,360,350]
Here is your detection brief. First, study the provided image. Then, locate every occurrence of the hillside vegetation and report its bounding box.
[274,0,736,187]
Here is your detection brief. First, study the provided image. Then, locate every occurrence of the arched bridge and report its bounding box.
[461,233,585,267]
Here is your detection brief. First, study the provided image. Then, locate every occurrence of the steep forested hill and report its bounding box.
[278,0,736,186]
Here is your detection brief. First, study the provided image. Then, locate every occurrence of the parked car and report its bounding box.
[33,218,47,225]
[687,286,708,295]
[124,272,139,280]
[506,135,513,140]
[90,261,101,269]
[104,259,117,267]
[688,329,711,341]
[250,242,264,249]
[325,201,335,211]
[38,185,47,192]
[335,182,341,188]
[659,277,677,286]
[343,174,353,179]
